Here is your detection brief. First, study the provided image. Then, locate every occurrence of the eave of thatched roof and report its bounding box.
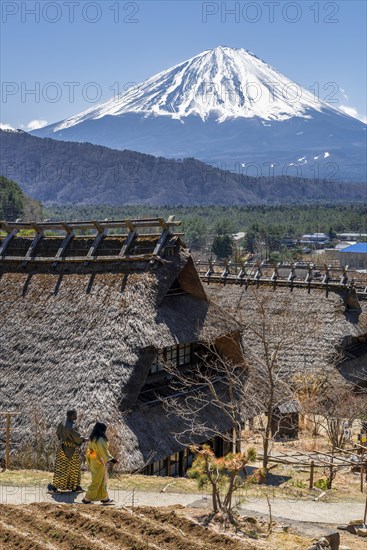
[338,343,367,385]
[125,398,235,468]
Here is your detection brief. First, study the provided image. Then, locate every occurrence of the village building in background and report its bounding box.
[339,242,367,270]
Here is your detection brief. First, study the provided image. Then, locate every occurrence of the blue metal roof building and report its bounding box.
[341,243,367,253]
[340,242,367,269]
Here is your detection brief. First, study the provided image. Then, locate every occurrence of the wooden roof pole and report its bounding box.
[85,221,108,261]
[237,260,247,280]
[149,217,174,265]
[53,222,75,267]
[340,266,348,286]
[0,228,18,257]
[119,220,136,257]
[22,223,44,266]
[271,264,279,288]
[221,260,231,280]
[287,264,296,292]
[205,259,214,279]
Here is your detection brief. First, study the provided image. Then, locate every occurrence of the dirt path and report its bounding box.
[240,497,365,524]
[0,484,364,524]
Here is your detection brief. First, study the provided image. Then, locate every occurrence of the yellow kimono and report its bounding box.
[85,437,113,501]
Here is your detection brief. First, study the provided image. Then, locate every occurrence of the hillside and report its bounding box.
[0,130,365,205]
[0,175,42,221]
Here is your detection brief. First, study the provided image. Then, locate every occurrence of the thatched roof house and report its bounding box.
[204,281,367,380]
[0,218,241,473]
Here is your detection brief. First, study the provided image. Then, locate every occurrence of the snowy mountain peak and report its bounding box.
[54,46,330,131]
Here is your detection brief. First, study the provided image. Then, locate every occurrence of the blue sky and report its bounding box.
[1,0,366,129]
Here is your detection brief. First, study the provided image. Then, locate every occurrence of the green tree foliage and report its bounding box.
[188,445,256,522]
[0,176,43,221]
[212,234,233,259]
[46,204,367,239]
[214,217,236,236]
[243,226,257,253]
[183,216,208,250]
[0,176,25,220]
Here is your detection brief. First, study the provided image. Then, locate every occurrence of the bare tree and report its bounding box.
[234,288,313,468]
[161,340,250,453]
[295,369,367,449]
[293,369,331,436]
[162,288,318,471]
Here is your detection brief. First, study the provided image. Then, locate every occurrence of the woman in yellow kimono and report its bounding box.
[82,422,118,504]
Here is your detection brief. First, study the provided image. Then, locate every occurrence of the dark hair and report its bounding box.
[89,422,108,442]
[66,409,77,420]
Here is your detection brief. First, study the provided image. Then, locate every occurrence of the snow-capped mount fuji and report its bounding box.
[45,46,327,125]
[33,46,366,182]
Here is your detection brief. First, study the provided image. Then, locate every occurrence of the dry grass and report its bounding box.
[241,429,367,503]
[1,431,365,505]
[0,469,199,493]
[1,464,365,506]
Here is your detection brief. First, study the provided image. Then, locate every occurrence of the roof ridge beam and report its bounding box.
[0,217,182,233]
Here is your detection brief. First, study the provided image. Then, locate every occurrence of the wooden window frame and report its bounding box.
[149,343,194,375]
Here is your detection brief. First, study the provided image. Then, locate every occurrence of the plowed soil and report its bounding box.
[0,503,256,549]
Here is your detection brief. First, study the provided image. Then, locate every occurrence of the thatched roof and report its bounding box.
[0,219,240,469]
[204,282,367,375]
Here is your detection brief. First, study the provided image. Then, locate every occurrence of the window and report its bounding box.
[149,350,164,374]
[166,345,178,364]
[178,343,192,366]
[149,343,193,375]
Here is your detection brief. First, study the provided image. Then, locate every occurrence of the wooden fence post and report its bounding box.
[309,460,314,489]
[0,412,20,469]
[5,413,11,469]
[361,465,364,494]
